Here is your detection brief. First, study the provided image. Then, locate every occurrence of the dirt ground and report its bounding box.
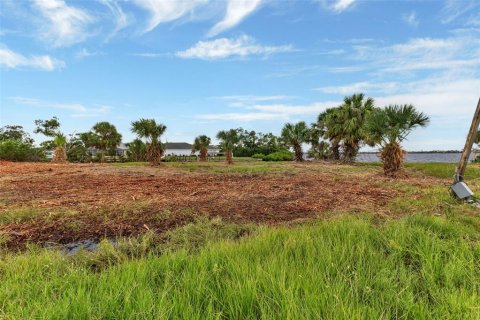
[0,161,410,249]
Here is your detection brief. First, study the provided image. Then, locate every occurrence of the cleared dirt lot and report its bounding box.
[0,161,406,249]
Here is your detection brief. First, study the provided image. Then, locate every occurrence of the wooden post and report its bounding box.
[455,97,480,182]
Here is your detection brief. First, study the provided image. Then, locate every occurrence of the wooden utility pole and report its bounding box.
[455,97,480,183]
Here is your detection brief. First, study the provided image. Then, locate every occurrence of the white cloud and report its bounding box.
[176,35,293,59]
[352,35,480,73]
[217,95,294,102]
[208,0,262,37]
[197,100,338,121]
[131,52,171,58]
[33,0,93,47]
[99,0,129,39]
[316,82,398,95]
[75,48,103,59]
[9,96,112,117]
[441,0,480,24]
[403,11,418,28]
[215,95,295,108]
[332,0,356,12]
[0,46,65,71]
[197,112,288,121]
[374,77,480,118]
[133,0,206,32]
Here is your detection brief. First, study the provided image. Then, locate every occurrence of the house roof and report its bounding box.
[165,142,192,149]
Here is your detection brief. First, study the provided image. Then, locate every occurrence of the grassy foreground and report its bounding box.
[1,215,479,319]
[0,162,480,319]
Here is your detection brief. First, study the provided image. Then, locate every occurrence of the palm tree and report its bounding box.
[365,104,429,176]
[337,93,376,162]
[52,134,67,163]
[192,135,211,162]
[281,121,310,162]
[127,139,147,162]
[131,119,167,166]
[314,108,342,160]
[91,122,122,163]
[216,129,239,164]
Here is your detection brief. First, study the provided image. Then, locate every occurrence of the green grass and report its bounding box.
[165,161,289,174]
[405,162,480,180]
[0,214,479,319]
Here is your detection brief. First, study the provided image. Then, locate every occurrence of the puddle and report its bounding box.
[45,239,103,255]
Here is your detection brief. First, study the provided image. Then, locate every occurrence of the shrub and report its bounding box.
[251,153,265,160]
[263,150,293,161]
[0,139,44,161]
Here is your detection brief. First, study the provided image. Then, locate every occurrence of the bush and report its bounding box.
[263,150,293,161]
[0,139,44,161]
[251,153,265,160]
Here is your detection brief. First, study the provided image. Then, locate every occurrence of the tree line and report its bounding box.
[0,93,431,175]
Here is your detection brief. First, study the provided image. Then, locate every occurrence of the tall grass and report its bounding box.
[1,215,479,319]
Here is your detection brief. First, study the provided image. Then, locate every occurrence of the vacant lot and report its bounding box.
[0,161,404,249]
[1,161,479,319]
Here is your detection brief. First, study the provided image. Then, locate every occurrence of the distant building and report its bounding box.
[165,142,221,156]
[88,143,128,158]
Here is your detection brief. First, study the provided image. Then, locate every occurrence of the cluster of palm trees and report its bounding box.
[31,93,428,176]
[280,94,429,175]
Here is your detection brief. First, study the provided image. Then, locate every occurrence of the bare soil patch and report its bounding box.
[1,162,399,249]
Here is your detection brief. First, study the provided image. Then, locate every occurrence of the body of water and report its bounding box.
[357,152,477,163]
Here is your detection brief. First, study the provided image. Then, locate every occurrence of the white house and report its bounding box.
[164,142,221,156]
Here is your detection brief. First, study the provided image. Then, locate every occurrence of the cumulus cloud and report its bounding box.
[176,35,293,59]
[208,0,262,37]
[33,0,93,47]
[0,46,65,71]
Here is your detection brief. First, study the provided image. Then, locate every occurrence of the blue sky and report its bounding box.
[0,0,479,150]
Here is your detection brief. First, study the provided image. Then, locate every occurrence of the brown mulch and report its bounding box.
[0,162,398,249]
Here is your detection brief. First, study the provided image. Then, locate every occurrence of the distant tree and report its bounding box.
[281,121,310,162]
[34,117,66,162]
[126,139,147,162]
[84,122,123,162]
[52,134,67,163]
[0,139,43,162]
[131,119,166,166]
[314,108,342,160]
[66,134,89,162]
[192,135,211,161]
[0,125,33,144]
[365,104,429,176]
[308,119,333,160]
[308,141,332,160]
[232,128,283,157]
[216,129,239,164]
[34,117,61,137]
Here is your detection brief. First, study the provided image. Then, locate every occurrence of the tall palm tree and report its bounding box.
[91,122,122,163]
[337,93,376,162]
[52,134,67,163]
[281,121,310,162]
[216,129,239,164]
[365,104,429,176]
[192,135,211,162]
[131,119,167,166]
